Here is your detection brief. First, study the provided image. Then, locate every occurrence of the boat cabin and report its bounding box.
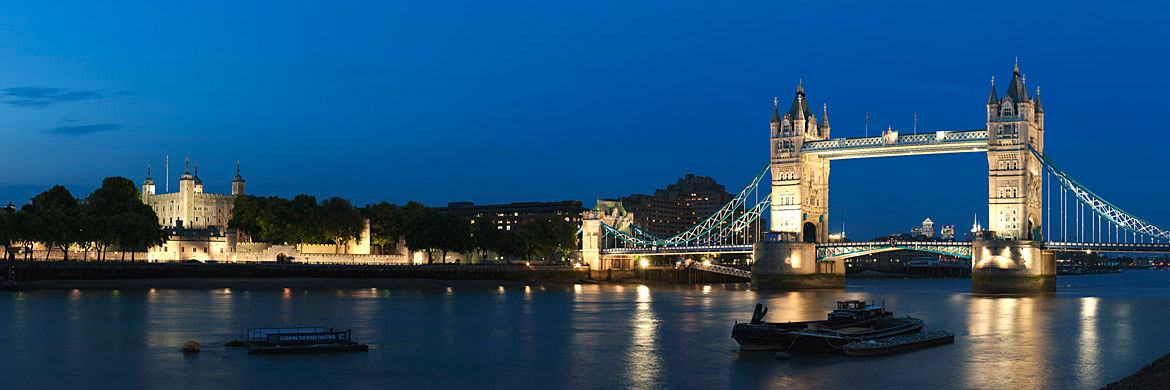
[827,300,887,322]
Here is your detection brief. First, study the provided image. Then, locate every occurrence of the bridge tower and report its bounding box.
[753,84,844,289]
[973,61,1055,293]
[769,83,831,243]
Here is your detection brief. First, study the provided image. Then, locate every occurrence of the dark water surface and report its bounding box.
[4,271,1170,389]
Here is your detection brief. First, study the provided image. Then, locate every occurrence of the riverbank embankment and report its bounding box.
[1103,352,1170,389]
[3,261,748,290]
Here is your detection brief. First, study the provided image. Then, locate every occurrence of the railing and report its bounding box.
[1044,242,1170,253]
[601,244,752,255]
[802,130,988,155]
[689,262,752,278]
[817,241,973,260]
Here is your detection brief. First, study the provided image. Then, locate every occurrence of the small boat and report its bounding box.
[732,300,924,353]
[226,327,369,354]
[843,330,955,357]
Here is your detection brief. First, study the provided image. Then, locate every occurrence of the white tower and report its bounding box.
[986,60,1045,240]
[769,82,831,242]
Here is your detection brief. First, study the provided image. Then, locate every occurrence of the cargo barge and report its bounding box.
[226,327,369,354]
[842,330,955,356]
[732,300,924,353]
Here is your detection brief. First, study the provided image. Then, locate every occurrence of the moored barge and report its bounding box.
[226,327,369,354]
[732,300,924,353]
[842,330,955,356]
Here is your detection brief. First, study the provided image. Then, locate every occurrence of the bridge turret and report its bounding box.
[770,83,830,243]
[985,59,1045,242]
[972,62,1057,293]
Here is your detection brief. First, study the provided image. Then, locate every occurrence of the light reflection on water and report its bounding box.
[623,285,661,389]
[1,272,1169,389]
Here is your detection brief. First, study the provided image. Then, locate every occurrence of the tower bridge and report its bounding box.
[580,63,1170,292]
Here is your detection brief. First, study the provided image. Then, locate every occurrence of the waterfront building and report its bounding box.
[141,159,243,230]
[618,174,735,238]
[910,218,934,238]
[940,225,955,241]
[436,200,586,231]
[139,160,383,263]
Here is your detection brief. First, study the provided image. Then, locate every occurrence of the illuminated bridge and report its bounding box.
[581,64,1170,289]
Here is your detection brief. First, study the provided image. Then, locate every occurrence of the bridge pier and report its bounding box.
[971,240,1055,294]
[751,240,844,289]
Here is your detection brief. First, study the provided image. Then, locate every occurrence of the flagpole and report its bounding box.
[165,154,169,193]
[865,112,869,137]
[913,111,917,134]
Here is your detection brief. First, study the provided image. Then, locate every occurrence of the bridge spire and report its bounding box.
[820,102,829,130]
[1035,86,1043,113]
[988,76,998,104]
[771,97,780,123]
[1006,59,1028,101]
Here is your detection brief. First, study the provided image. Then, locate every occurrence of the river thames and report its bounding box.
[3,271,1169,389]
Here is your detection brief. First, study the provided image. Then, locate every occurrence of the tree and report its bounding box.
[400,202,439,263]
[435,212,471,263]
[471,218,502,261]
[364,202,404,254]
[80,177,165,261]
[31,185,79,261]
[320,197,363,253]
[228,195,265,240]
[524,216,577,264]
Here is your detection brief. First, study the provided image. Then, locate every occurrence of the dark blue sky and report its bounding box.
[1,1,1167,240]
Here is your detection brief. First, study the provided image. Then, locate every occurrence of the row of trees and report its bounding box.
[228,195,365,250]
[363,201,577,264]
[231,196,579,264]
[0,178,167,261]
[2,182,579,264]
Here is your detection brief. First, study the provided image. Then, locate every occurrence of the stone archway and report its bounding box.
[276,253,288,263]
[803,222,817,243]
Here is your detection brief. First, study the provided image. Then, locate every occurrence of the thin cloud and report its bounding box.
[2,87,107,108]
[42,123,122,136]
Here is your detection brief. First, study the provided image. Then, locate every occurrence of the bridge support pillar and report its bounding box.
[751,240,844,289]
[971,240,1055,294]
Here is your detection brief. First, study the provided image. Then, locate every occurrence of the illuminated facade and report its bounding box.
[986,61,1045,240]
[141,159,244,229]
[619,174,735,237]
[769,84,831,242]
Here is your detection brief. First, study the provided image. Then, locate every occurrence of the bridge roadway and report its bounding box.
[602,240,1170,269]
[801,129,988,160]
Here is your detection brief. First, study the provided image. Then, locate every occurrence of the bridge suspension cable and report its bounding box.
[599,164,771,249]
[1033,146,1170,243]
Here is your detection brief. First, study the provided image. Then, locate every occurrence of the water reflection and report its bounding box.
[3,274,1169,389]
[963,296,1051,388]
[623,285,661,388]
[1077,297,1101,384]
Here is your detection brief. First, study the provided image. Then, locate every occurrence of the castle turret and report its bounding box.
[232,160,245,196]
[141,164,156,203]
[178,158,194,228]
[193,163,204,193]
